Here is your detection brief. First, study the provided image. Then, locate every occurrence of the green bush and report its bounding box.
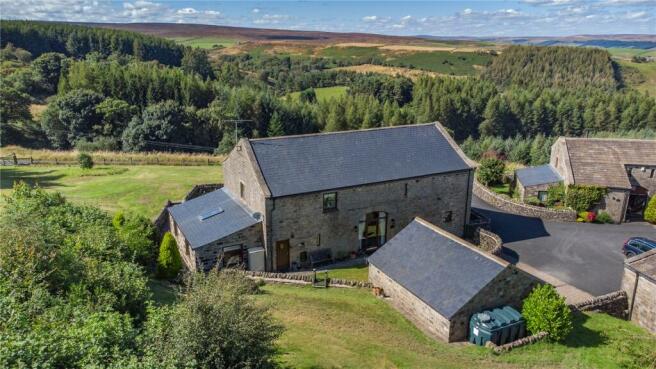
[565,185,607,212]
[525,196,542,206]
[112,211,125,229]
[477,158,505,186]
[522,284,573,341]
[645,196,656,224]
[78,152,93,169]
[157,232,182,279]
[546,183,565,207]
[596,211,614,224]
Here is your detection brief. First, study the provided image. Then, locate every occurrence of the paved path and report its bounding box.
[473,196,656,296]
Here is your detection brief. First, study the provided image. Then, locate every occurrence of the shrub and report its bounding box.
[157,232,182,279]
[477,158,505,186]
[546,183,565,207]
[565,185,607,212]
[645,196,656,224]
[522,284,573,341]
[112,211,125,229]
[525,196,542,206]
[142,272,282,369]
[78,152,94,169]
[596,211,614,224]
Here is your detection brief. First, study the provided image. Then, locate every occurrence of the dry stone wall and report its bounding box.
[474,180,577,222]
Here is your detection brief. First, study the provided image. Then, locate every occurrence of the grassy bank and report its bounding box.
[0,165,223,217]
[254,284,656,369]
[287,86,349,102]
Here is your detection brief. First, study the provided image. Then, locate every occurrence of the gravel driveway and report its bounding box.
[472,196,656,296]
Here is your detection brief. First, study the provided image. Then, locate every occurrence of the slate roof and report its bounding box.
[625,248,656,283]
[168,188,261,249]
[248,123,472,198]
[515,164,563,187]
[562,138,656,189]
[368,218,507,319]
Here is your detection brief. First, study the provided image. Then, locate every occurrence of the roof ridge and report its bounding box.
[563,137,656,143]
[413,217,509,267]
[249,122,437,142]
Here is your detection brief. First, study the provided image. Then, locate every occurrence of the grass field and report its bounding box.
[287,85,348,102]
[319,264,369,281]
[169,36,238,49]
[318,45,491,75]
[254,284,656,369]
[0,165,223,218]
[619,60,656,96]
[608,47,656,60]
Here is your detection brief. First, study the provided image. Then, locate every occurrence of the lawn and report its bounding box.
[254,284,656,369]
[0,165,223,218]
[490,183,512,196]
[287,85,348,102]
[169,36,237,49]
[320,264,369,281]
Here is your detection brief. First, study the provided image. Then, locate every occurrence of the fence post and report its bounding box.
[12,153,17,165]
[30,156,33,165]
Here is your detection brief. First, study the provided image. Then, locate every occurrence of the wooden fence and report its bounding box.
[0,154,221,166]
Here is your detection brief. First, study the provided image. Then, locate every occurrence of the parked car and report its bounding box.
[623,237,656,257]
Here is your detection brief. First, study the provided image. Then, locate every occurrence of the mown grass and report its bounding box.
[255,284,656,369]
[389,51,491,75]
[0,165,223,218]
[287,86,348,102]
[321,264,369,281]
[169,36,238,49]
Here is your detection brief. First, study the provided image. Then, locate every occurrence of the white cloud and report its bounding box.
[362,15,378,22]
[252,7,260,13]
[253,14,291,25]
[624,10,648,18]
[463,8,473,15]
[176,7,197,15]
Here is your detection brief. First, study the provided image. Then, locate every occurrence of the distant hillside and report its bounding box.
[84,22,421,45]
[420,34,656,50]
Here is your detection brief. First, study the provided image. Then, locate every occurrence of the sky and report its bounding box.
[1,0,655,37]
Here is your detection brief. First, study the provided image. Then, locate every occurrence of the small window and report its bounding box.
[538,191,548,203]
[650,169,655,178]
[300,251,308,263]
[185,241,191,256]
[240,181,245,199]
[323,192,337,212]
[443,210,453,223]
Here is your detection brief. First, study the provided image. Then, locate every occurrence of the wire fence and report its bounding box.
[0,154,222,167]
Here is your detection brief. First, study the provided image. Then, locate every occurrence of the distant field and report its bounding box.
[169,36,238,49]
[619,60,656,96]
[608,47,656,60]
[0,165,223,218]
[287,86,348,102]
[335,64,443,80]
[319,45,491,75]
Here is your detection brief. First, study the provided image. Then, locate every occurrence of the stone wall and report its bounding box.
[193,223,264,272]
[242,270,372,288]
[622,266,656,334]
[450,266,542,342]
[594,189,630,224]
[269,170,473,271]
[169,215,198,271]
[570,290,628,319]
[369,264,453,342]
[474,180,577,222]
[518,181,559,202]
[184,183,223,201]
[472,227,504,257]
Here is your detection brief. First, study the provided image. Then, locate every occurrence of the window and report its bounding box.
[538,191,548,203]
[443,210,453,223]
[185,241,190,256]
[300,251,308,263]
[651,169,655,179]
[323,192,337,212]
[240,181,245,199]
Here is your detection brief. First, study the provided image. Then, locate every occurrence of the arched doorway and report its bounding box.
[358,211,387,253]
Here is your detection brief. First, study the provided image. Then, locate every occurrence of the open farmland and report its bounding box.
[168,36,238,49]
[0,165,223,218]
[287,85,349,102]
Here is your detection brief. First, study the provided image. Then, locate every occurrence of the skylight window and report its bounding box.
[199,207,224,221]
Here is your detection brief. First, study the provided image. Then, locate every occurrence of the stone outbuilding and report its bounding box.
[622,249,656,335]
[368,217,540,343]
[514,164,563,203]
[169,122,476,272]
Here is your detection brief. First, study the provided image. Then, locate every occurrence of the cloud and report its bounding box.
[252,7,260,13]
[176,7,197,15]
[362,15,378,22]
[462,8,473,15]
[253,14,291,25]
[522,0,578,5]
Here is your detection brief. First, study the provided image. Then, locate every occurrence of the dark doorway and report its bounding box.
[359,212,387,253]
[626,189,649,221]
[275,240,290,271]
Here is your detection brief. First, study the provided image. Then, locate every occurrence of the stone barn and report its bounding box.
[514,164,563,203]
[622,249,656,334]
[368,217,540,343]
[169,122,476,272]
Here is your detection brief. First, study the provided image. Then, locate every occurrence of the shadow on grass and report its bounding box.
[562,312,608,349]
[0,167,66,190]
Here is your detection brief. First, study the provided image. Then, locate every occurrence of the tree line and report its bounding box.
[0,20,185,66]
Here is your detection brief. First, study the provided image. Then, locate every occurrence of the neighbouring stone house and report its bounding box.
[622,249,656,335]
[168,122,476,272]
[368,217,540,342]
[514,137,656,223]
